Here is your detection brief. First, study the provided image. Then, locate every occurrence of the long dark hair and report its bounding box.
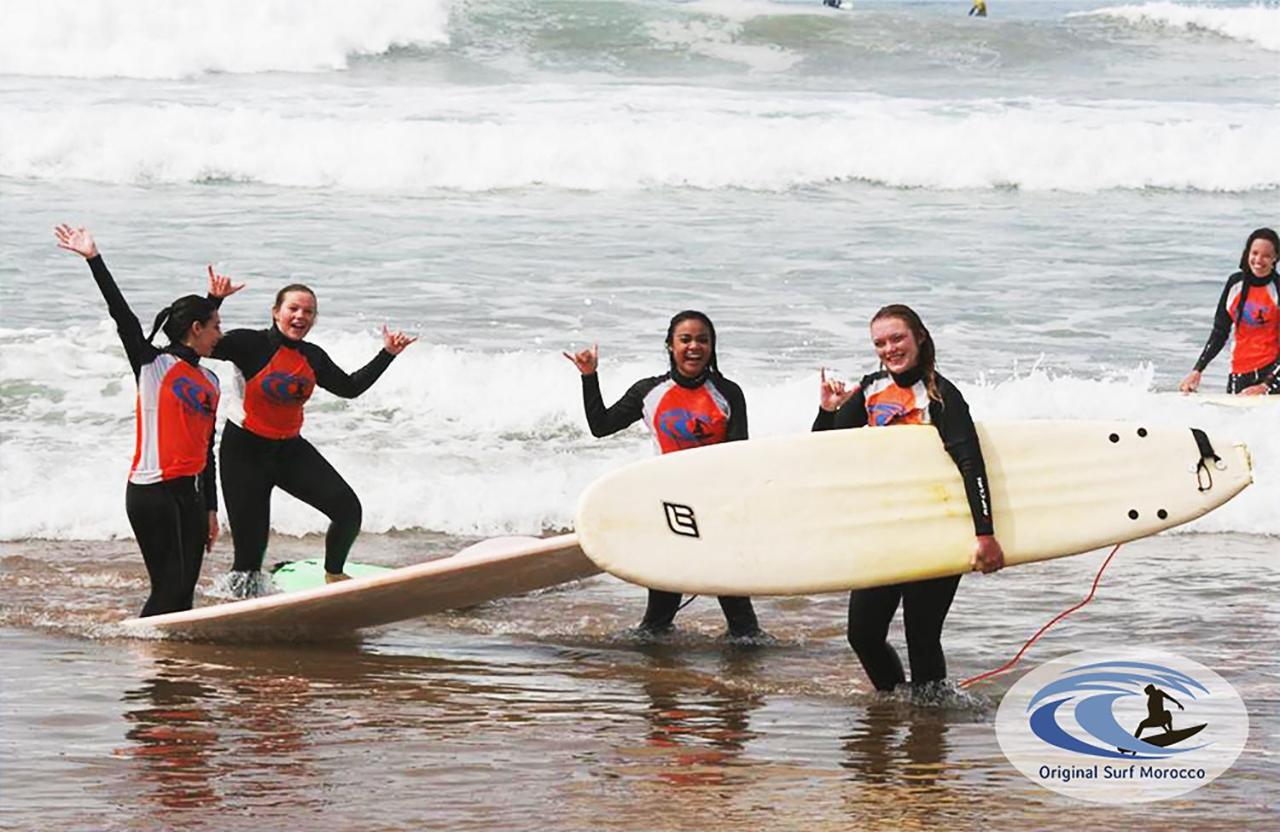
[665,310,720,377]
[871,304,941,404]
[147,295,218,347]
[1238,227,1278,274]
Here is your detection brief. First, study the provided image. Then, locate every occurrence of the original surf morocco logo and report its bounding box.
[995,648,1248,804]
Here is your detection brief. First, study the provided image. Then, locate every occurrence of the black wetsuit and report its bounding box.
[813,367,993,690]
[1193,270,1280,394]
[87,256,219,616]
[211,323,395,575]
[581,370,761,637]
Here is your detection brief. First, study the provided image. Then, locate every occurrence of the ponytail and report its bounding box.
[148,295,218,347]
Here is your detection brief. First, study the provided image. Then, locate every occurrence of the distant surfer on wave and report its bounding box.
[1180,227,1279,396]
[565,311,764,640]
[814,304,1004,692]
[56,225,228,616]
[206,279,416,596]
[969,0,987,17]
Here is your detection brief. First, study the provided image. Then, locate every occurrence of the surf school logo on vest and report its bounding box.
[995,647,1248,804]
[171,376,215,416]
[260,371,312,404]
[657,408,713,444]
[1241,299,1271,328]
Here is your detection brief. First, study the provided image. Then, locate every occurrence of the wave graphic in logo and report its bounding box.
[260,371,311,404]
[995,647,1248,804]
[1241,300,1271,327]
[171,375,215,416]
[867,402,908,426]
[657,408,711,444]
[1026,661,1208,759]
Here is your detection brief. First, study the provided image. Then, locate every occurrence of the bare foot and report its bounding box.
[324,571,351,584]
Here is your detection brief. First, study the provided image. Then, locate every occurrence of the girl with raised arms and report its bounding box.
[565,311,764,639]
[56,225,228,617]
[813,304,1003,692]
[206,279,416,595]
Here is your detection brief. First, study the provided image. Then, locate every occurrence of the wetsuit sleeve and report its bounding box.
[1193,275,1238,372]
[581,373,653,437]
[719,377,749,442]
[930,379,994,536]
[86,255,156,377]
[812,378,870,431]
[201,426,218,511]
[305,343,396,399]
[210,328,265,370]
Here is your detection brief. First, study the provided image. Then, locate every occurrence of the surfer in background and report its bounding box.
[1180,227,1279,396]
[565,311,764,640]
[969,0,987,17]
[206,280,416,596]
[813,304,1004,692]
[56,225,226,617]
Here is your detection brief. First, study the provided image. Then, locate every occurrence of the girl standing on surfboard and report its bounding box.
[56,225,228,616]
[205,280,416,596]
[814,304,1004,692]
[1180,227,1280,396]
[565,311,763,639]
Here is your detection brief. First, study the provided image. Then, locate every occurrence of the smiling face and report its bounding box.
[1247,237,1277,278]
[870,315,922,375]
[668,318,713,378]
[273,290,317,341]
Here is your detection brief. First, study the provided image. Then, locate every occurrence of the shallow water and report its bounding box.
[1,531,1275,829]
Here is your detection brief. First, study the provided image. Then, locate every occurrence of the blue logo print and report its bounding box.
[657,408,711,444]
[171,376,215,416]
[1241,300,1270,327]
[1027,661,1210,760]
[260,372,311,404]
[867,402,907,426]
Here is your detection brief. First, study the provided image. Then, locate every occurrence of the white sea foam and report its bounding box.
[2,89,1277,193]
[0,0,451,79]
[1,328,1274,540]
[1077,3,1280,53]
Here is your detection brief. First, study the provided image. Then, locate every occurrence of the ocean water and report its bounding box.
[0,0,1277,828]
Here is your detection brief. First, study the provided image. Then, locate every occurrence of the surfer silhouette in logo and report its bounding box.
[1135,684,1184,738]
[1118,683,1206,754]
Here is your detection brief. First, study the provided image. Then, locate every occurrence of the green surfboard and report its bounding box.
[269,559,394,593]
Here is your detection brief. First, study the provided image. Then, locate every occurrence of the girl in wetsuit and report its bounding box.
[813,304,1004,691]
[1180,227,1279,396]
[207,281,416,593]
[565,311,762,639]
[57,224,226,617]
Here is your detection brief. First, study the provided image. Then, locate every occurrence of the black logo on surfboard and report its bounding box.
[663,502,699,538]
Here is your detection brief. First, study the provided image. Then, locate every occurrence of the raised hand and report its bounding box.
[382,324,417,355]
[563,343,599,375]
[54,224,98,259]
[819,367,860,412]
[207,265,246,299]
[1178,369,1201,393]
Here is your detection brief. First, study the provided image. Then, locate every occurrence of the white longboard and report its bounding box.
[120,534,600,641]
[575,421,1252,596]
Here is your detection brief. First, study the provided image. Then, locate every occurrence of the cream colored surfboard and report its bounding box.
[575,422,1252,596]
[120,534,600,641]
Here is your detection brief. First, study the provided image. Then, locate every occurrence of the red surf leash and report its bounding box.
[959,543,1123,689]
